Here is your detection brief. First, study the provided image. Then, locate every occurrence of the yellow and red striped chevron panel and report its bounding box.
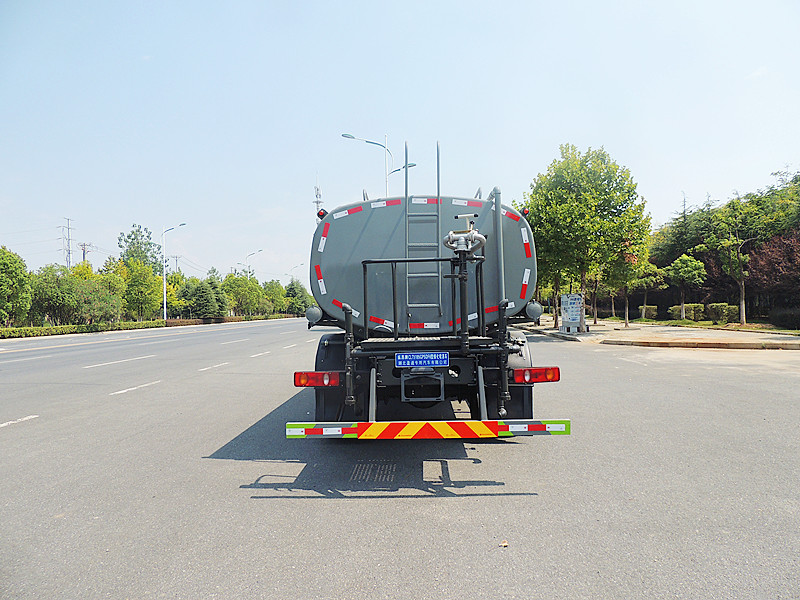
[286,419,570,440]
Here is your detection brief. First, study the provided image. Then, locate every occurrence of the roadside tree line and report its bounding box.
[0,224,315,327]
[519,144,800,329]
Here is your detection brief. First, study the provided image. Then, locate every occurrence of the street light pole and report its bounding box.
[162,222,186,321]
[342,133,395,197]
[245,249,263,278]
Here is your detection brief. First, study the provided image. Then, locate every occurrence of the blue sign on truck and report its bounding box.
[395,352,450,368]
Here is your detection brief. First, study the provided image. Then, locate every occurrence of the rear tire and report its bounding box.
[313,334,349,422]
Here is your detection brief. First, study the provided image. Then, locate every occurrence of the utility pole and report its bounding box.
[170,255,180,272]
[78,242,93,262]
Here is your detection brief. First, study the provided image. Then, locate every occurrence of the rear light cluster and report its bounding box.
[294,371,342,387]
[513,367,560,384]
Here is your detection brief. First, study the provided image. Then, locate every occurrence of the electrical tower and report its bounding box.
[314,183,323,219]
[62,218,74,267]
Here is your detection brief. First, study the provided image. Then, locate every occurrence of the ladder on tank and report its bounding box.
[405,196,443,319]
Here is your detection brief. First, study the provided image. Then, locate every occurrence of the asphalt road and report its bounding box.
[1,320,798,599]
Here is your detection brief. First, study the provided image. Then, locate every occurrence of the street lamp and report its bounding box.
[389,163,416,175]
[245,249,263,277]
[162,222,186,321]
[342,133,397,197]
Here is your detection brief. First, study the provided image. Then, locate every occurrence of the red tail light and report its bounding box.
[513,367,560,384]
[294,371,342,387]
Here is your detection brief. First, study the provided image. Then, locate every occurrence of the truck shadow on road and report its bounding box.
[206,390,536,500]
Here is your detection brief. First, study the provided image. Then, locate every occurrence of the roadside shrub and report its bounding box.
[166,319,202,327]
[768,307,800,330]
[726,304,740,323]
[686,304,705,321]
[707,303,729,325]
[668,305,682,320]
[0,320,165,339]
[637,305,658,319]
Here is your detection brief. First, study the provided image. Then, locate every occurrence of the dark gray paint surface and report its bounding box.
[310,195,537,335]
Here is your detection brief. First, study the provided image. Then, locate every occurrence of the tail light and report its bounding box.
[294,371,342,387]
[513,367,560,384]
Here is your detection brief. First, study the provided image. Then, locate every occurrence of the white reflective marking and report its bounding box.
[468,312,478,321]
[83,355,156,369]
[109,380,161,396]
[333,210,348,219]
[221,338,249,345]
[509,424,529,432]
[0,415,39,428]
[283,344,297,349]
[323,427,342,435]
[546,423,566,432]
[318,237,327,252]
[250,351,271,357]
[287,428,304,436]
[198,362,229,372]
[522,268,531,284]
[318,279,327,295]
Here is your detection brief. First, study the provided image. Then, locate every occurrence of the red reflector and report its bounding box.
[294,371,341,387]
[513,367,560,384]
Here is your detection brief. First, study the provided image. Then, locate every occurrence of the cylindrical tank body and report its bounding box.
[309,195,536,336]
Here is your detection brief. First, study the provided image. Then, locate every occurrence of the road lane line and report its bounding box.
[0,355,53,365]
[198,362,229,372]
[221,338,249,345]
[0,415,39,428]
[251,351,271,357]
[110,380,161,396]
[279,331,294,335]
[83,355,156,369]
[305,339,316,343]
[283,344,297,349]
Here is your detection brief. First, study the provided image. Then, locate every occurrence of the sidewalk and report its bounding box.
[516,317,800,350]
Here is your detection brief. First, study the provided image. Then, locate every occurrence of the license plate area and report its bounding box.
[395,352,450,368]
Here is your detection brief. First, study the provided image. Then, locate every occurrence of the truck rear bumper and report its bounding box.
[286,419,570,440]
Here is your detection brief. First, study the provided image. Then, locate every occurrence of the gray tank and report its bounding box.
[309,194,536,337]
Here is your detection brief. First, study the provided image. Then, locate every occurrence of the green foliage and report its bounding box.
[124,259,161,321]
[707,303,729,325]
[30,264,79,325]
[193,281,218,318]
[637,305,658,319]
[0,247,32,327]
[726,304,740,323]
[207,277,228,317]
[118,224,162,274]
[768,307,800,330]
[74,278,123,323]
[223,273,263,316]
[0,320,165,339]
[263,280,287,313]
[668,303,705,321]
[521,144,650,291]
[664,254,707,290]
[285,278,314,314]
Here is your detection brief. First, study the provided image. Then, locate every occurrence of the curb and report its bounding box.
[600,339,800,350]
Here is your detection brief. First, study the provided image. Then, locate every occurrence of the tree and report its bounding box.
[74,278,123,324]
[223,273,264,316]
[748,227,800,307]
[124,259,161,320]
[193,281,218,318]
[522,144,649,331]
[630,261,666,319]
[0,247,32,327]
[177,277,201,318]
[118,224,162,275]
[285,278,314,314]
[263,280,287,314]
[664,254,707,320]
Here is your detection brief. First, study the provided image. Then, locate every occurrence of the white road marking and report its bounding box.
[83,355,156,369]
[221,338,249,345]
[250,351,271,357]
[306,339,316,343]
[279,331,294,335]
[283,344,297,349]
[110,380,161,396]
[0,415,39,428]
[619,357,648,366]
[0,355,53,365]
[198,362,229,372]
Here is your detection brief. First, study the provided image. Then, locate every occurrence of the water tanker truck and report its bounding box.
[287,159,570,440]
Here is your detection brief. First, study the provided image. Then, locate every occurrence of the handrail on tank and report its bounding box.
[362,255,485,341]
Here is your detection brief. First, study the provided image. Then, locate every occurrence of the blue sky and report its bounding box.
[1,1,797,287]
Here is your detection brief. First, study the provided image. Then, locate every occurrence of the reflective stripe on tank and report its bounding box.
[452,199,483,208]
[318,222,330,253]
[333,205,363,219]
[371,199,402,209]
[331,298,360,318]
[521,228,532,258]
[315,265,327,295]
[520,268,531,299]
